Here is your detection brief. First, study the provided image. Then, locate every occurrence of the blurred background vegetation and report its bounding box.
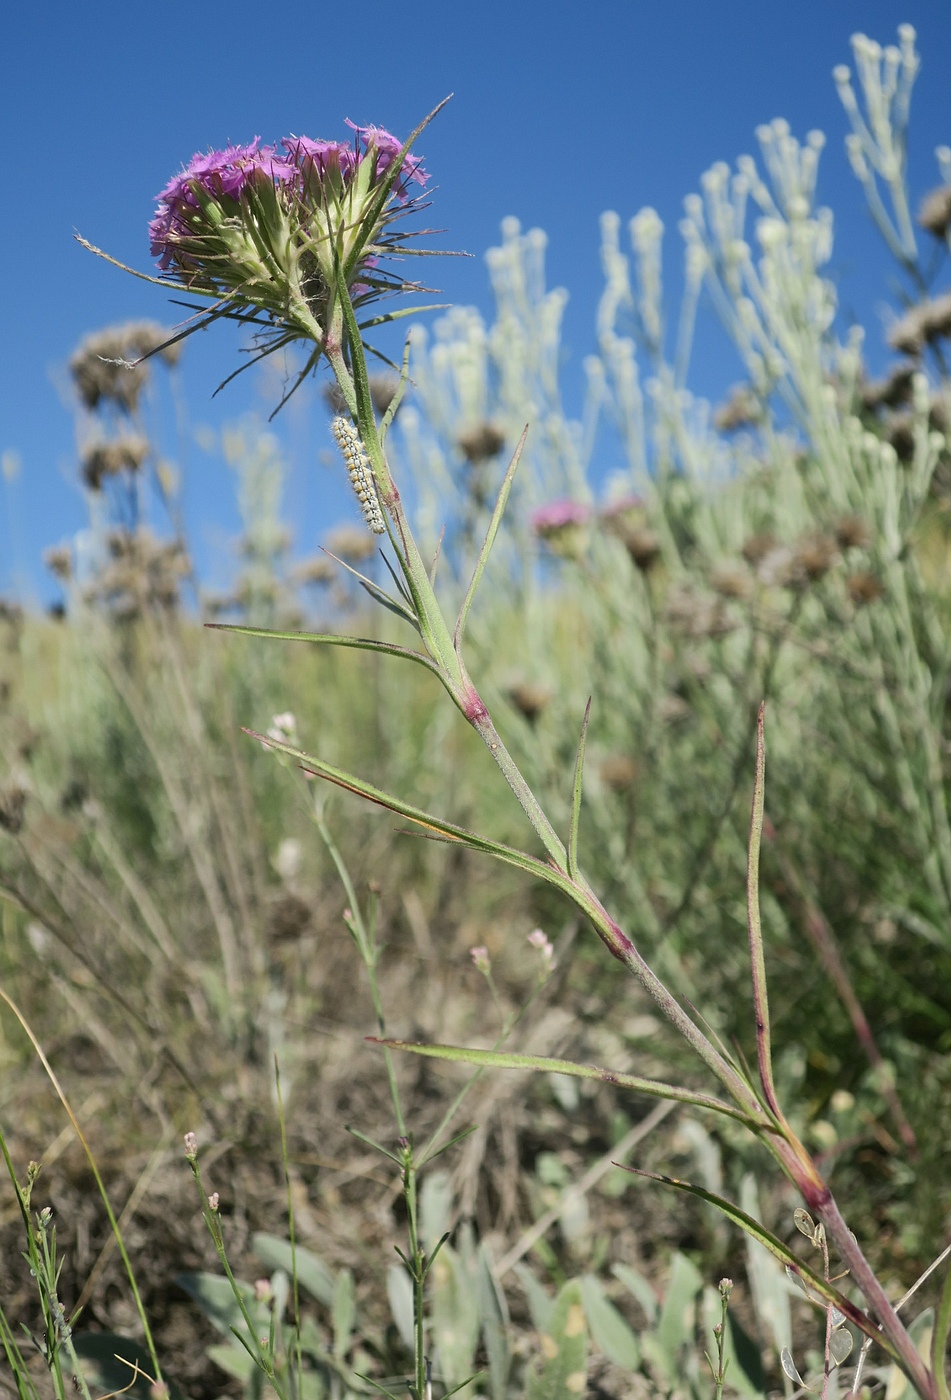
[2,28,951,1400]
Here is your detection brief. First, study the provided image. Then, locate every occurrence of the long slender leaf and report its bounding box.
[747,702,781,1117]
[454,428,528,650]
[933,1264,951,1400]
[369,1039,770,1128]
[525,1279,587,1400]
[567,699,592,880]
[622,1169,901,1363]
[206,622,437,672]
[245,730,587,894]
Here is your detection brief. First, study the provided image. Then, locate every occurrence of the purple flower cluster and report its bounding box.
[149,138,295,268]
[530,499,591,536]
[149,123,428,272]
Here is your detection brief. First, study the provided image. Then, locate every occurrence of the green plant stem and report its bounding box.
[312,802,406,1138]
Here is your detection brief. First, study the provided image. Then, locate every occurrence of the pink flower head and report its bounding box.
[281,135,358,183]
[470,945,491,973]
[530,499,591,538]
[149,139,296,268]
[345,120,429,199]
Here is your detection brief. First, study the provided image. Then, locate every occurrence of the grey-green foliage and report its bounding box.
[393,26,951,1173]
[176,1228,772,1400]
[523,1279,587,1400]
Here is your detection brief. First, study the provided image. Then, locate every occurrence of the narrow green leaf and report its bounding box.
[175,1272,265,1341]
[621,1170,902,1363]
[251,1235,335,1308]
[332,1268,356,1358]
[525,1278,587,1400]
[429,1241,481,1387]
[379,340,411,447]
[454,428,528,650]
[206,622,434,670]
[369,1039,770,1129]
[244,730,584,894]
[933,1264,951,1400]
[580,1275,640,1369]
[747,702,780,1117]
[612,1264,658,1326]
[515,1265,554,1335]
[386,1263,415,1350]
[73,1333,180,1400]
[656,1253,703,1366]
[477,1245,511,1400]
[567,699,592,880]
[344,1126,402,1164]
[359,303,451,328]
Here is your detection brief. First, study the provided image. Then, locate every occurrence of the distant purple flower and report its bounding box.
[599,494,645,520]
[531,499,591,536]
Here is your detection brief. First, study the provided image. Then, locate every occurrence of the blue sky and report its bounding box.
[3,0,950,602]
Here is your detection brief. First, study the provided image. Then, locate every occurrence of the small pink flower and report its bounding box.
[528,928,555,969]
[207,1192,219,1211]
[183,1132,198,1157]
[470,945,491,973]
[530,500,591,537]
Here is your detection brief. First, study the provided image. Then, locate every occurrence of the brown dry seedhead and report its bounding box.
[918,184,951,240]
[791,533,839,585]
[293,556,337,586]
[507,681,552,724]
[70,322,180,413]
[457,422,507,464]
[324,524,377,563]
[0,785,27,834]
[834,515,872,550]
[713,384,762,433]
[80,437,149,491]
[600,754,639,792]
[846,571,886,606]
[84,529,190,617]
[888,292,951,356]
[710,564,754,600]
[43,545,73,581]
[619,525,662,571]
[321,374,401,419]
[741,531,778,567]
[859,362,917,412]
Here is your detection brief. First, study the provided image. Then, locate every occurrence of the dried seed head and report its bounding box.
[293,555,336,586]
[600,755,638,792]
[620,525,661,571]
[70,322,180,413]
[710,563,753,600]
[457,422,506,464]
[791,534,838,584]
[859,361,916,412]
[918,184,951,239]
[741,531,777,566]
[0,786,27,834]
[81,437,149,491]
[835,515,871,549]
[507,681,551,723]
[324,523,377,562]
[330,418,386,535]
[846,570,885,605]
[882,411,915,463]
[712,383,762,433]
[888,291,951,355]
[43,545,73,581]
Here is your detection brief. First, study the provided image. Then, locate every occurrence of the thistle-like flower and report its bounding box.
[141,120,434,393]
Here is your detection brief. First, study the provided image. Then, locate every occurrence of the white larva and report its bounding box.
[330,416,386,535]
